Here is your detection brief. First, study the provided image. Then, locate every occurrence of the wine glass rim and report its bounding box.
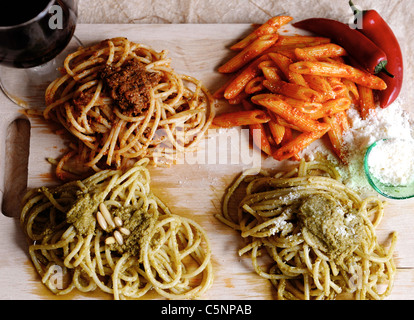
[0,0,56,30]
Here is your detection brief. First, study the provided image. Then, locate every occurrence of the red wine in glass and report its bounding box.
[0,0,78,106]
[0,0,78,68]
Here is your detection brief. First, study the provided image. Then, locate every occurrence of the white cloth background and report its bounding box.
[78,0,409,26]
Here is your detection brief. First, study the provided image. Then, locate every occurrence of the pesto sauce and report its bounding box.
[66,191,99,236]
[298,194,364,262]
[63,187,158,260]
[109,205,158,259]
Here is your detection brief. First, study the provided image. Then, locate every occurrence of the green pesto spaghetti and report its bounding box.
[216,160,397,300]
[20,159,213,300]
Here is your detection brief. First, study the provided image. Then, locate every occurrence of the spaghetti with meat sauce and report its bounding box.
[43,37,214,179]
[100,60,161,116]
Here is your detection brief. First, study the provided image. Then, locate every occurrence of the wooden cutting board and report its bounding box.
[0,24,413,300]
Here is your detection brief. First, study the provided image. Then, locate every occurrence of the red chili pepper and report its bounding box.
[350,1,403,108]
[292,18,390,76]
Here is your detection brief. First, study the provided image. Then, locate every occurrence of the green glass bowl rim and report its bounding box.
[364,139,414,200]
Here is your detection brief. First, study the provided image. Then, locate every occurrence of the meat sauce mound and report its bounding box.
[100,60,161,116]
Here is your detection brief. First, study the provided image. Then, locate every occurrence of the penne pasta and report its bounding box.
[252,94,330,132]
[275,35,331,47]
[223,55,269,100]
[342,79,359,104]
[227,91,249,105]
[268,52,291,79]
[268,52,307,86]
[263,79,323,102]
[212,109,271,128]
[242,100,273,155]
[324,115,347,163]
[265,47,298,60]
[303,74,335,101]
[305,97,351,119]
[334,110,350,132]
[260,66,282,83]
[213,73,239,99]
[357,85,376,119]
[289,61,387,90]
[245,76,265,94]
[267,116,286,145]
[261,93,321,111]
[279,126,301,161]
[272,126,330,161]
[289,72,309,88]
[231,16,293,51]
[327,77,348,99]
[216,16,391,163]
[219,34,278,73]
[250,123,273,156]
[273,113,302,132]
[294,43,347,60]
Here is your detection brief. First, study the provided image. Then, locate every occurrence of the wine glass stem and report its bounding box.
[0,77,23,107]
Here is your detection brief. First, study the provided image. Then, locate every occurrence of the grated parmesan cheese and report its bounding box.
[367,138,414,186]
[340,102,414,191]
[269,219,287,236]
[303,100,414,192]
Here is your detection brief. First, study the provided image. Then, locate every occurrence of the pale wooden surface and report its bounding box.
[0,24,413,300]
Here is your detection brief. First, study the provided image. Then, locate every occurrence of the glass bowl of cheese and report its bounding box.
[364,138,414,199]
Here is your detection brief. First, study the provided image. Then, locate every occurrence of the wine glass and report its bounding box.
[0,0,80,107]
